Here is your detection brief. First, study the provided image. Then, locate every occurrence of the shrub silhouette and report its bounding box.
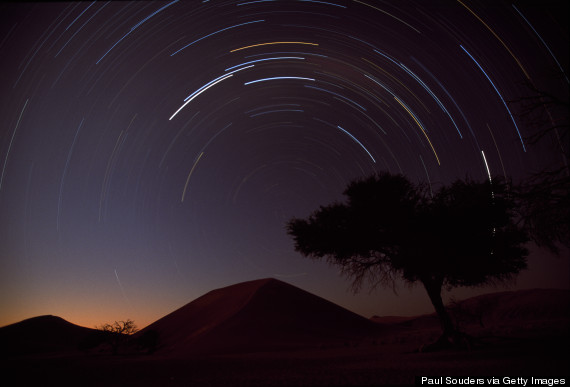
[97,319,138,355]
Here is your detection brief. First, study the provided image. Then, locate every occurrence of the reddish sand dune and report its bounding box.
[369,288,570,341]
[449,288,570,324]
[138,278,380,355]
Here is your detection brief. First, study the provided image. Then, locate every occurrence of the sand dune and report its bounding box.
[371,288,569,334]
[448,288,570,324]
[0,315,105,356]
[138,278,380,355]
[2,282,568,386]
[3,283,568,358]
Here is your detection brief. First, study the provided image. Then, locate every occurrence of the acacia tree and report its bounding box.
[287,173,528,348]
[97,319,138,355]
[509,72,569,254]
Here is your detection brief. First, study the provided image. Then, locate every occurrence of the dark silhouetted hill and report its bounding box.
[137,278,381,355]
[0,315,106,356]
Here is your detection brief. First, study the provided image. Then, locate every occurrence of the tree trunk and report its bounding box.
[422,277,455,341]
[419,278,475,352]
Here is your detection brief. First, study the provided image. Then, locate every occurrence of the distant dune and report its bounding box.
[137,278,380,355]
[447,288,570,324]
[370,288,570,340]
[0,315,106,356]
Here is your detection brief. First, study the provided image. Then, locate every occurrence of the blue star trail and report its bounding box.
[0,0,567,329]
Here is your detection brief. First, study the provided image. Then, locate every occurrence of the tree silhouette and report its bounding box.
[97,319,138,355]
[509,70,569,254]
[287,173,528,348]
[514,169,569,254]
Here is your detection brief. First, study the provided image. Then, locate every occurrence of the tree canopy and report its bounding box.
[287,173,529,346]
[509,70,569,254]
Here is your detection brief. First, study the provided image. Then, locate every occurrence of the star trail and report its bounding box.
[0,1,568,329]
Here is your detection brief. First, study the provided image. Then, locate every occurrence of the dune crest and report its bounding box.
[139,278,379,355]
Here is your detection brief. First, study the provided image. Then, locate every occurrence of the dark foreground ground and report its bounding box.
[4,320,569,387]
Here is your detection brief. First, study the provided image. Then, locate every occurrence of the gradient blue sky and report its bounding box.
[1,0,568,329]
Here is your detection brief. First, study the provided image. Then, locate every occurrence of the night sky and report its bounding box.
[1,0,568,329]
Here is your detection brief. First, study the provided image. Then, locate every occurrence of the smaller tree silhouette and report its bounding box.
[97,319,138,355]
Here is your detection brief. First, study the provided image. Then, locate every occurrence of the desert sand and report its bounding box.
[2,279,568,386]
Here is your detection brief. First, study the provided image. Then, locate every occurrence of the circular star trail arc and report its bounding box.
[0,0,567,328]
